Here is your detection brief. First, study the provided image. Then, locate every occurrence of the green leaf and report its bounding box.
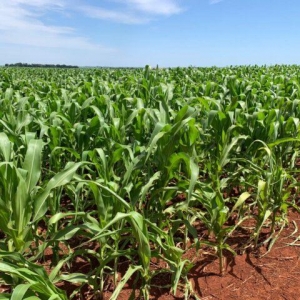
[268,137,300,148]
[110,265,142,300]
[231,192,251,212]
[23,139,43,194]
[0,132,11,161]
[33,162,84,222]
[11,283,33,300]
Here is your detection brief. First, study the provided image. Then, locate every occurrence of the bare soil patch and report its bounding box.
[1,210,299,299]
[102,209,300,300]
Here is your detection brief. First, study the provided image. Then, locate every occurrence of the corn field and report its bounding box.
[0,65,299,299]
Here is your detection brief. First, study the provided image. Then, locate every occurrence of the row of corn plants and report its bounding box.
[0,65,299,299]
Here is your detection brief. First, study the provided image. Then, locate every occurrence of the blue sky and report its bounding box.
[0,0,299,67]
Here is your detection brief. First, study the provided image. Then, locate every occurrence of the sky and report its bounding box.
[0,0,299,67]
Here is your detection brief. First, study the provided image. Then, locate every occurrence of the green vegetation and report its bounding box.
[0,65,299,299]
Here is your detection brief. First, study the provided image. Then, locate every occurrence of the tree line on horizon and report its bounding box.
[5,63,79,68]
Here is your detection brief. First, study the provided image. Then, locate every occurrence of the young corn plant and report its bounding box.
[248,139,298,249]
[1,65,300,299]
[0,252,68,300]
[0,132,84,253]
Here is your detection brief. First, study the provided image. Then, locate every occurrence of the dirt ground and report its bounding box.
[103,209,300,300]
[1,209,299,300]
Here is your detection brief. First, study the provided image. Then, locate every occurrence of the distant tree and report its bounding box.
[4,63,79,68]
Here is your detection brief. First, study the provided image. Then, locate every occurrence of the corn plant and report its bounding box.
[1,65,300,298]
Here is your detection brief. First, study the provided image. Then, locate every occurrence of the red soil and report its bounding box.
[1,210,300,299]
[103,209,300,300]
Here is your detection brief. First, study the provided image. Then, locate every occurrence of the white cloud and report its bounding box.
[9,0,65,9]
[79,5,149,24]
[209,0,224,4]
[0,3,72,35]
[0,0,185,65]
[80,0,184,24]
[0,0,114,58]
[119,0,183,15]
